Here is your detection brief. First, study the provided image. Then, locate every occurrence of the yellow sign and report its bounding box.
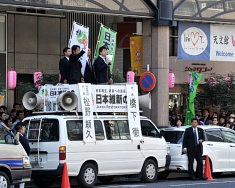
[130,36,143,76]
[0,96,4,105]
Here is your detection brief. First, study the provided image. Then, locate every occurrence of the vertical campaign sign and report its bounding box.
[79,83,95,142]
[126,84,141,140]
[94,24,117,73]
[69,22,89,75]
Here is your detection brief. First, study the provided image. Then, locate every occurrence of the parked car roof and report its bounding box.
[161,125,232,131]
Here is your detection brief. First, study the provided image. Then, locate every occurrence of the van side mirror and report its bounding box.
[160,130,165,138]
[14,132,19,145]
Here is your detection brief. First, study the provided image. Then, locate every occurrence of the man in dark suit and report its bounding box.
[69,45,86,84]
[183,118,207,180]
[14,122,30,156]
[94,46,112,84]
[59,47,71,84]
[84,48,95,84]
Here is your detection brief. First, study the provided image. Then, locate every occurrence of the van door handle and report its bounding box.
[207,144,213,146]
[230,145,235,147]
[140,140,144,144]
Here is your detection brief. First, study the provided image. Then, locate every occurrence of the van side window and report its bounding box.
[27,119,59,142]
[66,120,105,141]
[140,120,160,138]
[104,120,130,140]
[0,125,13,144]
[205,130,224,142]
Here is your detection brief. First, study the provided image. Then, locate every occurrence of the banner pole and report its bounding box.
[93,24,102,62]
[97,21,117,33]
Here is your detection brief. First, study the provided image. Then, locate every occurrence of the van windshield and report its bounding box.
[25,119,59,142]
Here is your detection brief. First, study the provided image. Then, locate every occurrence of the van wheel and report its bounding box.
[34,178,53,188]
[98,176,114,184]
[0,171,10,188]
[77,163,97,188]
[141,159,158,183]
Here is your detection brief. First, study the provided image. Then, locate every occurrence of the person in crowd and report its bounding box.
[12,110,24,131]
[10,109,17,123]
[4,118,13,129]
[14,122,30,188]
[218,116,226,126]
[0,112,7,122]
[200,109,211,125]
[212,112,219,120]
[94,46,113,85]
[183,118,207,180]
[69,45,86,84]
[212,117,218,126]
[225,122,231,128]
[13,103,20,111]
[19,103,25,113]
[84,48,95,84]
[41,123,50,141]
[229,114,235,130]
[0,106,9,118]
[175,118,184,127]
[196,114,204,125]
[59,47,71,84]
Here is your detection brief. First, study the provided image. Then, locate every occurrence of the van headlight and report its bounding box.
[167,146,170,155]
[23,156,31,168]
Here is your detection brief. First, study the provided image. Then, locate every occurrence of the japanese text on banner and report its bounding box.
[79,83,95,142]
[126,84,141,140]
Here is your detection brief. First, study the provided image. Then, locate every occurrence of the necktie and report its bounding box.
[194,129,198,146]
[88,59,92,71]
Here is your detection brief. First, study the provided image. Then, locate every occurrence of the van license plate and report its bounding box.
[33,155,44,162]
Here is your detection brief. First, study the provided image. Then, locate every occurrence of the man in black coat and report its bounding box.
[69,45,86,84]
[59,47,71,84]
[183,118,207,180]
[200,109,211,125]
[94,46,112,84]
[14,122,30,156]
[84,48,95,84]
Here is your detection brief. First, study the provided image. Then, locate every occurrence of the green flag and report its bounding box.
[185,72,202,125]
[94,24,117,73]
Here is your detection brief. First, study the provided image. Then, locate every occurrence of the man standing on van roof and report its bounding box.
[59,47,71,84]
[68,44,86,84]
[183,118,207,181]
[94,46,113,85]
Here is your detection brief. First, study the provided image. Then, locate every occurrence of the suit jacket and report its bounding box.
[84,58,94,84]
[183,127,205,154]
[19,134,31,156]
[68,50,85,83]
[200,117,211,125]
[59,57,69,83]
[94,56,111,84]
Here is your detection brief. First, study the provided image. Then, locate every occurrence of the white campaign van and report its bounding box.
[22,83,170,188]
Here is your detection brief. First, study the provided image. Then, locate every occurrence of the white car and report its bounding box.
[160,126,235,178]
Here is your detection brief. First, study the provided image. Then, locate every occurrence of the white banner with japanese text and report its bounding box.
[79,83,95,142]
[69,22,89,75]
[210,24,235,61]
[92,85,127,112]
[126,84,141,140]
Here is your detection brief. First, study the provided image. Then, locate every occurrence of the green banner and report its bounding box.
[185,72,202,125]
[94,25,117,73]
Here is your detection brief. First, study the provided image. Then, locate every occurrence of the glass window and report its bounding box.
[222,131,235,143]
[27,119,59,142]
[104,120,130,140]
[0,125,13,144]
[67,120,105,141]
[140,120,160,138]
[163,131,184,144]
[205,130,224,142]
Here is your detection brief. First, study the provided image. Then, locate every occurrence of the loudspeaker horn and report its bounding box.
[57,92,78,111]
[139,93,151,109]
[23,92,44,110]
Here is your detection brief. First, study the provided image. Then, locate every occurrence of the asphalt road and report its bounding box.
[26,172,235,188]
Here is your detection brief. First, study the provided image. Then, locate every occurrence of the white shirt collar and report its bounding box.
[65,56,69,61]
[99,55,107,63]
